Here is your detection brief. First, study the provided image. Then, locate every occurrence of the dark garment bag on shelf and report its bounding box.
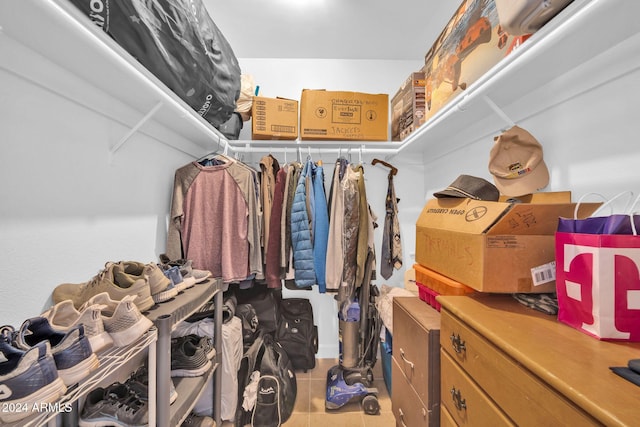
[276,298,318,372]
[68,0,241,127]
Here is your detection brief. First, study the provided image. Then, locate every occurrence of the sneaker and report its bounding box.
[79,383,148,427]
[116,261,175,303]
[81,293,153,348]
[160,254,212,284]
[161,265,195,293]
[126,366,178,405]
[181,413,216,427]
[0,338,67,424]
[12,317,99,386]
[170,336,211,378]
[53,262,154,312]
[183,334,216,360]
[41,301,114,353]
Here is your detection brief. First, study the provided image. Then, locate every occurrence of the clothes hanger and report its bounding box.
[196,135,224,164]
[371,158,398,176]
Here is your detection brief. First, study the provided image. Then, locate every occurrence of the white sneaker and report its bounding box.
[42,300,114,353]
[81,293,153,348]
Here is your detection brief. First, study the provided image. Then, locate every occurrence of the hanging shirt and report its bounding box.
[325,159,346,291]
[265,167,287,288]
[259,154,279,263]
[167,160,262,283]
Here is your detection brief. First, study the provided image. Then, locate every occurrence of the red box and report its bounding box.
[416,282,442,312]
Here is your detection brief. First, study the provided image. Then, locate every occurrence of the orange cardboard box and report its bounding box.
[414,263,475,296]
[251,96,298,140]
[300,90,388,141]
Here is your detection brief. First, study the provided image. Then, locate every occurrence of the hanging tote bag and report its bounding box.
[555,192,640,341]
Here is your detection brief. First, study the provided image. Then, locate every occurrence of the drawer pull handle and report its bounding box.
[399,348,415,371]
[398,408,408,427]
[450,387,467,411]
[450,333,466,354]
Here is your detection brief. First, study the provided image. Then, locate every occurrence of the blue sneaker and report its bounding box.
[0,336,67,424]
[13,317,99,386]
[161,265,195,293]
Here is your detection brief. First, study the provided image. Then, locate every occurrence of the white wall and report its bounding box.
[0,65,194,324]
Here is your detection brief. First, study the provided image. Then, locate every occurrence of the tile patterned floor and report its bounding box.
[221,358,394,427]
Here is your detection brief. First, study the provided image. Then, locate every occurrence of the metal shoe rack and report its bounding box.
[145,278,224,427]
[5,327,158,427]
[5,278,223,427]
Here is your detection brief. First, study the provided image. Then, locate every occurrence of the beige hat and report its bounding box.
[488,126,549,197]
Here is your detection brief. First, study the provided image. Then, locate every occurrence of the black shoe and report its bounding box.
[170,336,211,377]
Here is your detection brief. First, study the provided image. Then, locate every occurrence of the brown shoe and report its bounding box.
[52,262,154,312]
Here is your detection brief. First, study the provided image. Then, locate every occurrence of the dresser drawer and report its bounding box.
[441,350,514,427]
[392,357,430,427]
[440,404,458,427]
[440,309,596,427]
[393,297,440,407]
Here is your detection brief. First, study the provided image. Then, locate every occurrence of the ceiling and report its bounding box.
[203,0,461,60]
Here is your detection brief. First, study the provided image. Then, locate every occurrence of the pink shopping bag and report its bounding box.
[555,231,640,341]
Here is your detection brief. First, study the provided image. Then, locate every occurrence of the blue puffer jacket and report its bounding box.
[290,160,316,287]
[312,162,329,293]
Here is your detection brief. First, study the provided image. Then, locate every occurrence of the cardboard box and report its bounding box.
[251,96,298,140]
[300,90,389,141]
[422,0,513,120]
[391,72,426,141]
[415,197,600,293]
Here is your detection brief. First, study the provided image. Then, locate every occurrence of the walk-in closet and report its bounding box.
[1,0,639,426]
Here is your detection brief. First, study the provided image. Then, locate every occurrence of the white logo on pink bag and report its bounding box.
[560,244,640,340]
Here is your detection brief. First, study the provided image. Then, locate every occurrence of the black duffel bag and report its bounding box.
[276,298,318,372]
[236,331,296,427]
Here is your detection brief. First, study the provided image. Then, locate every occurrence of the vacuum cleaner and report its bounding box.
[325,250,382,415]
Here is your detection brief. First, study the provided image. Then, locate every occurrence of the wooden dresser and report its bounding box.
[438,294,640,426]
[392,297,441,427]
